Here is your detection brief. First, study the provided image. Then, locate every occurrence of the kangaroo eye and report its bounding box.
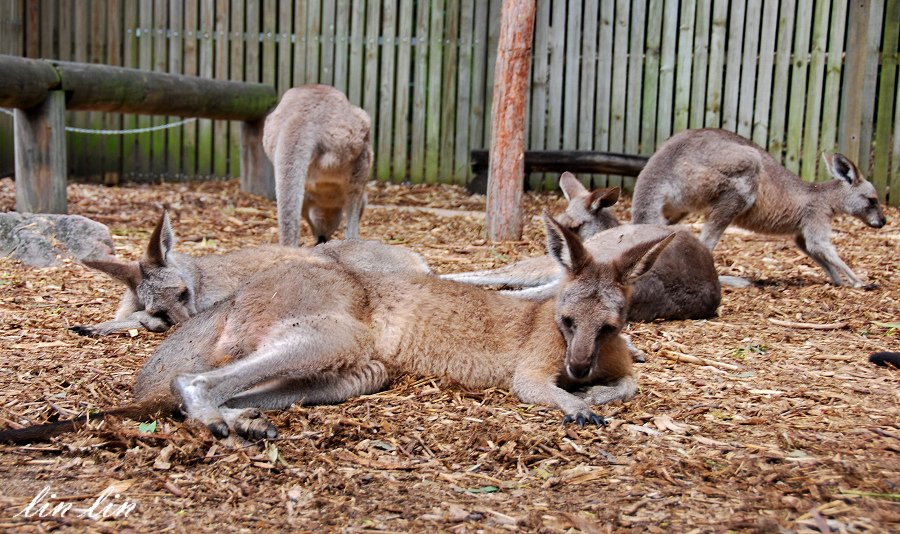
[561,316,574,330]
[868,197,879,207]
[596,324,615,339]
[177,289,189,303]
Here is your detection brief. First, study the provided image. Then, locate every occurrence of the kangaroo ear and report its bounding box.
[615,233,677,285]
[587,187,620,214]
[823,153,860,185]
[82,258,142,289]
[145,211,175,267]
[544,210,592,274]
[559,172,588,201]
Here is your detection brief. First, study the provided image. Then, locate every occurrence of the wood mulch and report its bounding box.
[0,177,897,533]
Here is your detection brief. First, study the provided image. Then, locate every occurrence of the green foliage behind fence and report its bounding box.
[0,0,898,205]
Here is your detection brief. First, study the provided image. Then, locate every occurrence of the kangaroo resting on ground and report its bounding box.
[444,172,721,323]
[1,216,676,443]
[630,128,886,287]
[264,85,373,246]
[71,211,429,336]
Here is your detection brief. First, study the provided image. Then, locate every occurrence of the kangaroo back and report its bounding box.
[264,85,372,245]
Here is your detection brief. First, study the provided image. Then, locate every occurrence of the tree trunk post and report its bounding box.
[240,118,275,200]
[14,90,67,214]
[485,0,536,241]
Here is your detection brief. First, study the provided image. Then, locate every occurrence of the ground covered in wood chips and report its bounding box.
[0,177,897,533]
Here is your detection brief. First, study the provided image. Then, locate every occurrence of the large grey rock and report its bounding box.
[0,212,115,267]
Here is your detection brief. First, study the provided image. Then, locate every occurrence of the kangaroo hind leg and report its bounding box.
[172,318,376,439]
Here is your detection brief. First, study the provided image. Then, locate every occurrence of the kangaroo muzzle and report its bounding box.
[566,333,596,380]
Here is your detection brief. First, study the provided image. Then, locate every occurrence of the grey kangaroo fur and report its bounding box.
[443,172,721,323]
[265,85,373,246]
[72,211,430,336]
[2,216,677,443]
[631,128,887,287]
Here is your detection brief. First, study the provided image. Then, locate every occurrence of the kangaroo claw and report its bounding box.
[207,420,230,439]
[69,325,97,337]
[562,412,608,428]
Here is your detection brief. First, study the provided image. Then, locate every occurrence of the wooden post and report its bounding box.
[240,118,275,200]
[485,0,535,241]
[14,91,67,214]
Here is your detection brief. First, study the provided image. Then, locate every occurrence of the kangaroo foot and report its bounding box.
[562,411,608,428]
[224,408,278,440]
[172,375,228,438]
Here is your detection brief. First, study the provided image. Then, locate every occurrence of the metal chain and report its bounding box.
[0,107,198,135]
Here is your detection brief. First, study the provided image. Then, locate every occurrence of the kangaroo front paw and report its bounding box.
[562,411,608,428]
[69,325,98,337]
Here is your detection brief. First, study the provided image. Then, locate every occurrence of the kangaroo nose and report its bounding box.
[317,235,328,244]
[567,363,591,380]
[873,216,886,228]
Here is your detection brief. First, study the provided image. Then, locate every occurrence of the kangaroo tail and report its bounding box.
[869,352,900,368]
[0,394,176,445]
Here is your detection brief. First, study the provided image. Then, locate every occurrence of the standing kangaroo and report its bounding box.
[444,172,721,323]
[71,212,430,336]
[264,85,372,245]
[2,217,676,443]
[631,129,886,287]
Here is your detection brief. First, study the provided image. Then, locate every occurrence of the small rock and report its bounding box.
[0,212,115,267]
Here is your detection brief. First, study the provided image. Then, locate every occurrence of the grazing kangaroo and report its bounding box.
[72,212,429,336]
[631,128,887,287]
[2,217,676,443]
[444,172,721,323]
[264,85,373,246]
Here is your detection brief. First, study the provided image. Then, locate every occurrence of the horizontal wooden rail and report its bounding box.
[468,150,649,194]
[0,54,277,213]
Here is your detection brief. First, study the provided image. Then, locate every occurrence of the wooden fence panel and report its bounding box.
[0,0,898,206]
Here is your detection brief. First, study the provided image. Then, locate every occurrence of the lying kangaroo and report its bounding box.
[72,212,429,336]
[2,217,676,443]
[264,85,373,245]
[631,128,886,287]
[444,172,721,323]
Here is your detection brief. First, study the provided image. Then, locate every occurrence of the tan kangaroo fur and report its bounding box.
[0,217,676,444]
[444,172,721,323]
[72,212,430,336]
[631,129,887,287]
[264,85,373,246]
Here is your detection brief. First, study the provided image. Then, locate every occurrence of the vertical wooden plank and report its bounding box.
[689,0,710,130]
[40,0,55,58]
[262,0,276,88]
[0,1,24,176]
[167,0,184,179]
[818,0,848,160]
[214,0,230,177]
[873,0,898,199]
[857,0,884,174]
[577,0,598,178]
[439,0,459,183]
[640,0,662,158]
[293,0,308,85]
[481,0,500,145]
[721,0,745,132]
[737,0,761,139]
[704,0,728,128]
[892,51,900,206]
[608,0,628,189]
[625,0,644,158]
[277,0,294,95]
[245,0,260,85]
[86,0,108,182]
[152,0,168,179]
[800,0,830,181]
[562,0,581,154]
[104,0,123,184]
[319,0,335,85]
[306,0,321,84]
[240,118,275,197]
[544,0,565,159]
[768,0,796,157]
[133,1,153,178]
[751,0,779,146]
[594,0,614,187]
[59,0,72,60]
[674,0,695,133]
[229,0,245,178]
[362,0,379,162]
[453,0,475,185]
[656,0,677,143]
[468,0,488,151]
[25,0,39,58]
[785,0,812,174]
[839,0,871,163]
[14,92,67,214]
[348,0,365,104]
[409,0,429,183]
[376,0,397,181]
[120,0,139,179]
[182,0,199,176]
[392,0,413,181]
[333,0,350,93]
[197,0,214,177]
[424,0,444,183]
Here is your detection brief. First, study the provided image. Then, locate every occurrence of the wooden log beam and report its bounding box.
[0,55,60,109]
[14,91,67,213]
[240,118,275,200]
[485,0,536,241]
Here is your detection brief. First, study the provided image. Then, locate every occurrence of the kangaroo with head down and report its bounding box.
[2,217,675,443]
[444,172,721,323]
[265,85,372,246]
[71,211,430,336]
[631,128,887,287]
